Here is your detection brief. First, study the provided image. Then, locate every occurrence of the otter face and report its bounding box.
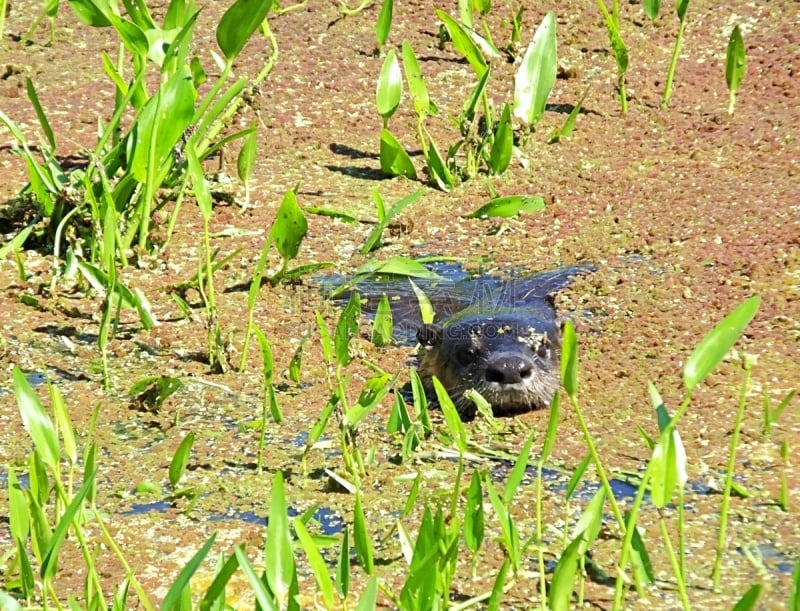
[417,312,563,420]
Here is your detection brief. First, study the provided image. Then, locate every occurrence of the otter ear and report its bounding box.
[417,323,443,347]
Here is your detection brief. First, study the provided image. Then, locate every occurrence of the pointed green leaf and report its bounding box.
[265,472,296,605]
[268,188,308,261]
[13,367,59,469]
[379,128,417,178]
[465,195,545,219]
[513,11,557,126]
[216,0,273,62]
[436,10,488,77]
[488,102,512,174]
[168,431,195,487]
[376,49,403,121]
[375,0,393,47]
[684,295,760,391]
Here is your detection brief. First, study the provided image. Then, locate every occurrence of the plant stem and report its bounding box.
[662,18,687,108]
[657,511,691,609]
[712,360,752,590]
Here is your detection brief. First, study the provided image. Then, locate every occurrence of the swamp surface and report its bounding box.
[0,0,798,608]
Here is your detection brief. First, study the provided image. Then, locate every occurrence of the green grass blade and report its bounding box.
[294,518,337,608]
[233,547,277,610]
[159,534,217,610]
[683,295,760,391]
[236,124,258,182]
[25,77,56,151]
[13,366,59,469]
[503,428,535,504]
[41,466,97,580]
[49,382,77,465]
[8,468,30,543]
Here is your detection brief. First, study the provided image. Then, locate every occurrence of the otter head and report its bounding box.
[417,311,565,420]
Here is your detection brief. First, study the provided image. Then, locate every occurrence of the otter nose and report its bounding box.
[485,354,534,385]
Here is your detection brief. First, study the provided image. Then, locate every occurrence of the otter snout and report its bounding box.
[485,353,535,385]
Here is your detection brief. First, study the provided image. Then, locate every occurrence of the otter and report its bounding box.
[414,267,589,420]
[325,264,590,421]
[416,302,564,420]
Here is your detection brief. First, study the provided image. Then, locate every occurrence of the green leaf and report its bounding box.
[504,428,535,504]
[434,376,466,452]
[541,392,560,463]
[253,325,274,385]
[168,432,195,487]
[334,292,361,368]
[353,492,374,574]
[361,189,423,254]
[488,102,512,174]
[68,0,112,27]
[549,532,584,611]
[464,469,484,552]
[294,518,336,609]
[160,534,217,611]
[436,9,488,77]
[643,0,661,20]
[462,65,490,122]
[216,0,273,62]
[725,25,746,92]
[401,42,433,118]
[42,466,97,580]
[376,49,403,121]
[371,294,394,347]
[379,128,417,178]
[465,195,545,219]
[345,373,393,426]
[336,527,350,597]
[269,188,308,262]
[129,66,197,183]
[731,584,762,611]
[513,11,557,126]
[265,472,296,605]
[235,547,278,611]
[683,295,760,391]
[237,125,258,182]
[676,0,690,21]
[571,487,604,553]
[13,367,59,469]
[186,146,213,221]
[25,78,56,151]
[549,86,588,143]
[375,0,393,48]
[561,320,578,398]
[7,468,30,543]
[422,127,454,191]
[355,575,378,611]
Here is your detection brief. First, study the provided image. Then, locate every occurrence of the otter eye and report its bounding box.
[455,348,478,366]
[536,343,549,359]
